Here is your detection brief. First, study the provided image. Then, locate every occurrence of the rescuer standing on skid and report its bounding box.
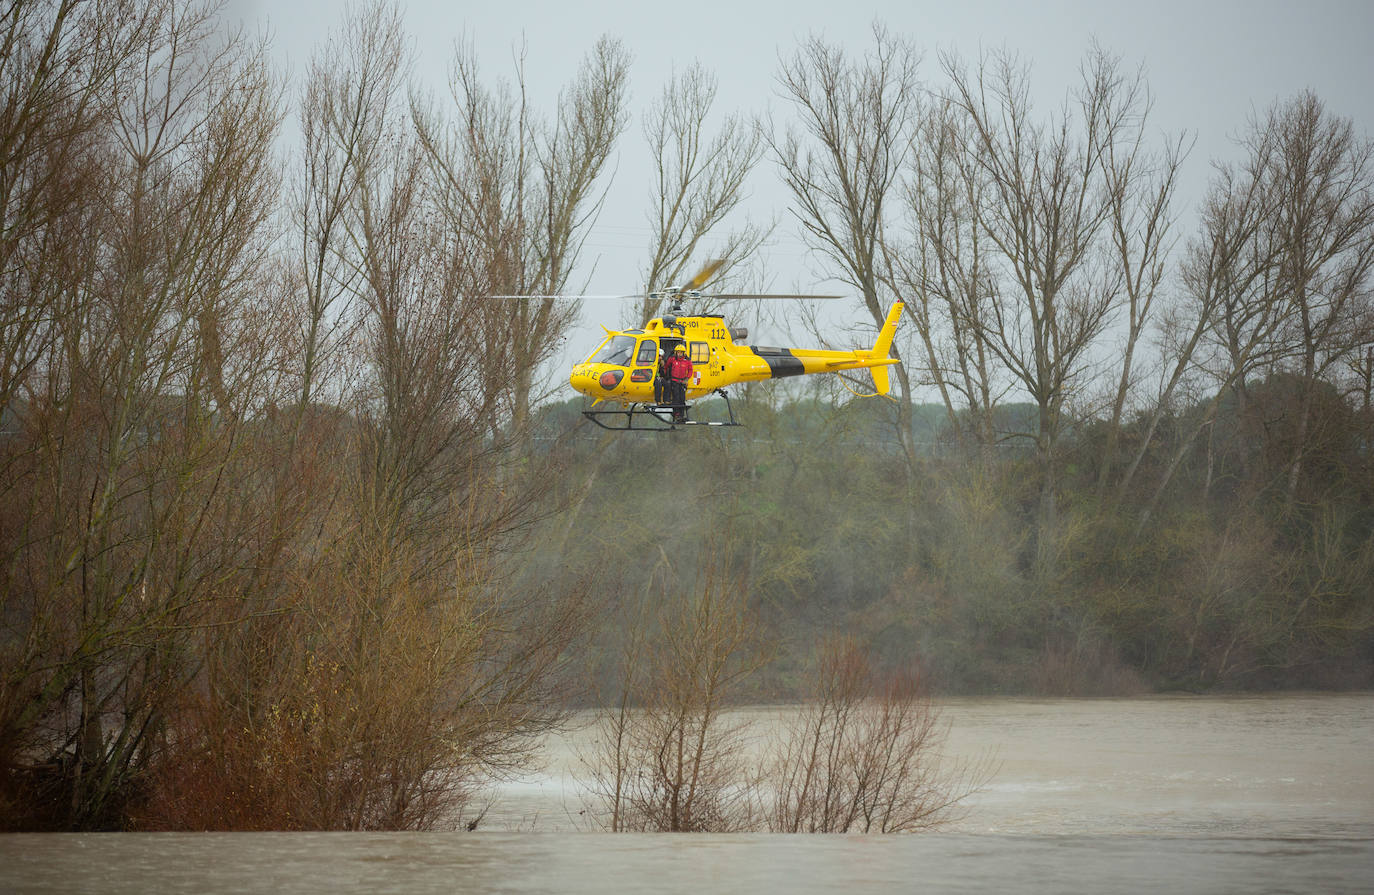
[665,343,693,423]
[654,343,670,406]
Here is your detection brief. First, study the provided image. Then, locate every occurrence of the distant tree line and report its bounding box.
[1,0,1370,833]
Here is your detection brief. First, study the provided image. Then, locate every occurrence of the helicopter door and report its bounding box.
[628,338,659,385]
[634,338,659,366]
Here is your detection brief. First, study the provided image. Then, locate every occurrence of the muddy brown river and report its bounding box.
[2,693,1370,892]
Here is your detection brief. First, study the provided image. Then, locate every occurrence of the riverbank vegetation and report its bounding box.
[1,0,1370,831]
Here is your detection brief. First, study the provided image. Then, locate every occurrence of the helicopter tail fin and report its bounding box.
[870,302,904,395]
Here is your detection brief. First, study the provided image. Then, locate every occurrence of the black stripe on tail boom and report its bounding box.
[751,346,804,378]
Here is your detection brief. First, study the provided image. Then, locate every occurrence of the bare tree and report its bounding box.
[637,63,767,321]
[770,23,922,468]
[582,574,983,835]
[153,3,600,831]
[1126,171,1274,533]
[768,638,982,833]
[941,45,1149,576]
[1094,86,1190,502]
[584,553,767,832]
[414,35,629,435]
[1261,93,1374,508]
[0,0,284,828]
[290,2,404,415]
[1131,97,1359,529]
[895,94,1006,454]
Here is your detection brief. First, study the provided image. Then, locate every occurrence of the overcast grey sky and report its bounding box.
[234,0,1372,376]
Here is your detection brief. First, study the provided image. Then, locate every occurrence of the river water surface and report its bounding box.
[2,693,1370,893]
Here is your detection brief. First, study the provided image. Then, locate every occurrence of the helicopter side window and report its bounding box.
[591,334,635,367]
[634,339,658,366]
[690,341,709,364]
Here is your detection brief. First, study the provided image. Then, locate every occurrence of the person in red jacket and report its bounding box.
[665,343,693,423]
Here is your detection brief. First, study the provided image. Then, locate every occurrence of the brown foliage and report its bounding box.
[584,558,767,832]
[1,0,608,831]
[582,591,984,834]
[766,638,985,833]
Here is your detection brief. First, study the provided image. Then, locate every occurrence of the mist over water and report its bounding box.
[3,694,1370,893]
[938,694,1373,837]
[487,693,1374,837]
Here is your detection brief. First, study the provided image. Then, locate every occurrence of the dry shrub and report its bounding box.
[1029,636,1148,696]
[583,607,985,834]
[584,560,767,832]
[136,461,588,831]
[766,637,986,833]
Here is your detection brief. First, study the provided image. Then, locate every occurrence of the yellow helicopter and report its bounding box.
[559,260,904,430]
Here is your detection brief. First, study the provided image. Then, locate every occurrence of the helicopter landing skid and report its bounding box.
[581,389,742,431]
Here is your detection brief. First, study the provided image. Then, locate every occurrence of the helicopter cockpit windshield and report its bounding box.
[589,334,635,366]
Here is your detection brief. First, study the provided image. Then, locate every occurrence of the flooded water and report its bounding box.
[490,692,1374,838]
[2,693,1371,893]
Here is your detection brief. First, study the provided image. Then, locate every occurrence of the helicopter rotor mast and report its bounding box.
[650,257,724,315]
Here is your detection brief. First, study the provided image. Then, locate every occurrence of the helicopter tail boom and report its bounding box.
[742,301,904,393]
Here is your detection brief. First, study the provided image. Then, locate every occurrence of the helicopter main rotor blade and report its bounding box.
[486,289,846,300]
[681,258,726,291]
[488,294,645,300]
[707,293,846,300]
